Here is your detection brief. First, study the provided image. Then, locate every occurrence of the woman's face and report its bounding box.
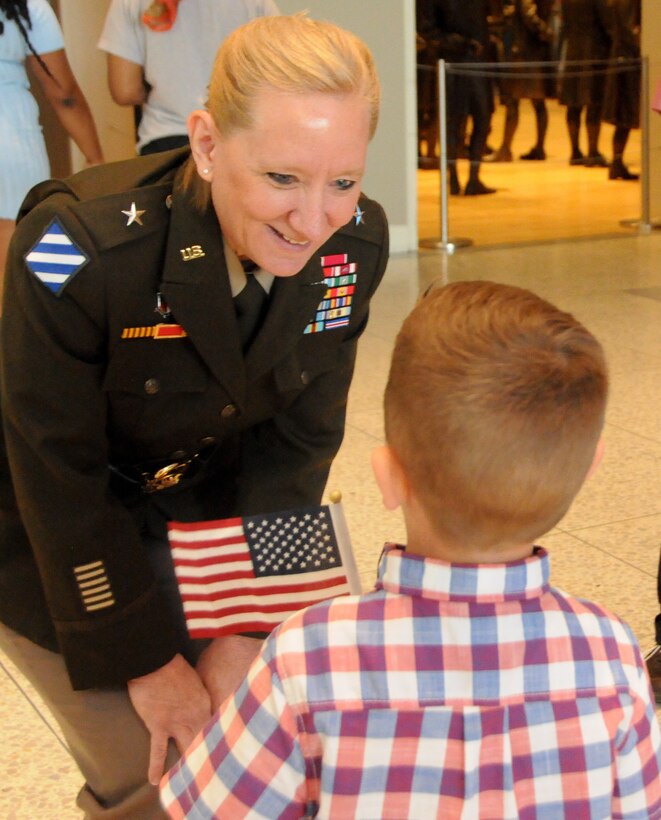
[206,88,371,278]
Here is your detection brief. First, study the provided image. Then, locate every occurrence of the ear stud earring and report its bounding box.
[202,168,210,175]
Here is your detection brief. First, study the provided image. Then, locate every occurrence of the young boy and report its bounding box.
[160,281,661,818]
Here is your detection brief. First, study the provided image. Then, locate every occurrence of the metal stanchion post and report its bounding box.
[620,55,659,232]
[419,59,472,253]
[640,55,652,232]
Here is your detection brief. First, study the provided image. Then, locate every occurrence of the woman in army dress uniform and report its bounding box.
[0,14,388,818]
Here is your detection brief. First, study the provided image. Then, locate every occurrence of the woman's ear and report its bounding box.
[371,445,409,511]
[187,109,218,181]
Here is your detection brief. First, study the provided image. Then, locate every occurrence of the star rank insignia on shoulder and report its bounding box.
[24,217,89,296]
[122,202,146,226]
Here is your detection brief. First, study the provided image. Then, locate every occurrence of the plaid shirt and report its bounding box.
[161,546,661,819]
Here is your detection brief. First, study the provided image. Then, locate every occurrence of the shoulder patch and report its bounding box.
[24,217,89,296]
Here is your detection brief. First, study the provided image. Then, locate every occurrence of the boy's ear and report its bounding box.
[187,109,218,181]
[371,445,409,511]
[585,437,605,481]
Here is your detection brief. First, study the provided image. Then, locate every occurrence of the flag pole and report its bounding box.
[328,491,362,594]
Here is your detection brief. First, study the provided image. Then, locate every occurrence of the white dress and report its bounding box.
[0,0,63,219]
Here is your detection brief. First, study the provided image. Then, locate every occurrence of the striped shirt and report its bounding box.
[161,545,661,819]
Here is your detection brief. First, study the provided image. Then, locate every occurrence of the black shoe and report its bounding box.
[644,644,661,704]
[569,151,585,166]
[608,160,639,181]
[584,153,608,168]
[464,179,496,196]
[520,147,546,160]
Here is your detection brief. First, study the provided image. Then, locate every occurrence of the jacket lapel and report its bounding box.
[245,259,327,379]
[157,182,328,402]
[158,192,247,408]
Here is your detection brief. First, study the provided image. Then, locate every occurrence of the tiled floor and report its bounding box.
[418,100,644,248]
[2,234,661,816]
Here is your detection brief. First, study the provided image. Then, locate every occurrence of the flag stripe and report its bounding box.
[172,547,251,566]
[169,521,244,539]
[176,565,347,590]
[184,592,350,631]
[174,562,254,579]
[181,582,350,612]
[178,569,350,599]
[186,619,287,638]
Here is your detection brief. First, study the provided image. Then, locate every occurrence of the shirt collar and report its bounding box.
[376,544,550,604]
[222,239,274,297]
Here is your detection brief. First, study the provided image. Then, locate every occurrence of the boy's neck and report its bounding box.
[407,536,536,565]
[404,507,536,565]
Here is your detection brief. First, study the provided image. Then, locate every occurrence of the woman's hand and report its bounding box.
[127,653,212,785]
[196,635,264,711]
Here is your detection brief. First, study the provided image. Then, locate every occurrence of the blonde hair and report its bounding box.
[384,281,608,550]
[183,13,380,208]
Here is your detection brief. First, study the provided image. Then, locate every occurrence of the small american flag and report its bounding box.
[168,502,360,638]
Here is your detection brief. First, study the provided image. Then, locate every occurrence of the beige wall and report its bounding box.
[56,0,135,167]
[642,0,661,223]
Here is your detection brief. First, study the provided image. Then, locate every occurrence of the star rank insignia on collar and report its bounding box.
[122,202,146,226]
[353,205,364,226]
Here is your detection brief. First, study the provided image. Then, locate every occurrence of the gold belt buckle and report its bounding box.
[143,461,190,493]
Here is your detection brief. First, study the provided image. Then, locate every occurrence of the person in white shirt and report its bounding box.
[98,0,280,155]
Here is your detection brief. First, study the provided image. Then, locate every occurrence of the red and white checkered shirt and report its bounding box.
[161,545,661,819]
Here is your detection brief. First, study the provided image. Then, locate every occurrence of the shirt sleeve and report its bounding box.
[1,189,184,690]
[97,0,145,65]
[612,652,661,816]
[26,0,65,55]
[160,642,310,819]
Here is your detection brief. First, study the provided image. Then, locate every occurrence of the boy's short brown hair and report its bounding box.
[384,281,608,550]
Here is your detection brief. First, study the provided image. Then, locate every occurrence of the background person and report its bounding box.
[98,0,280,156]
[490,0,556,162]
[0,14,387,818]
[558,0,611,166]
[602,0,641,180]
[0,0,103,286]
[418,0,497,196]
[161,281,661,818]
